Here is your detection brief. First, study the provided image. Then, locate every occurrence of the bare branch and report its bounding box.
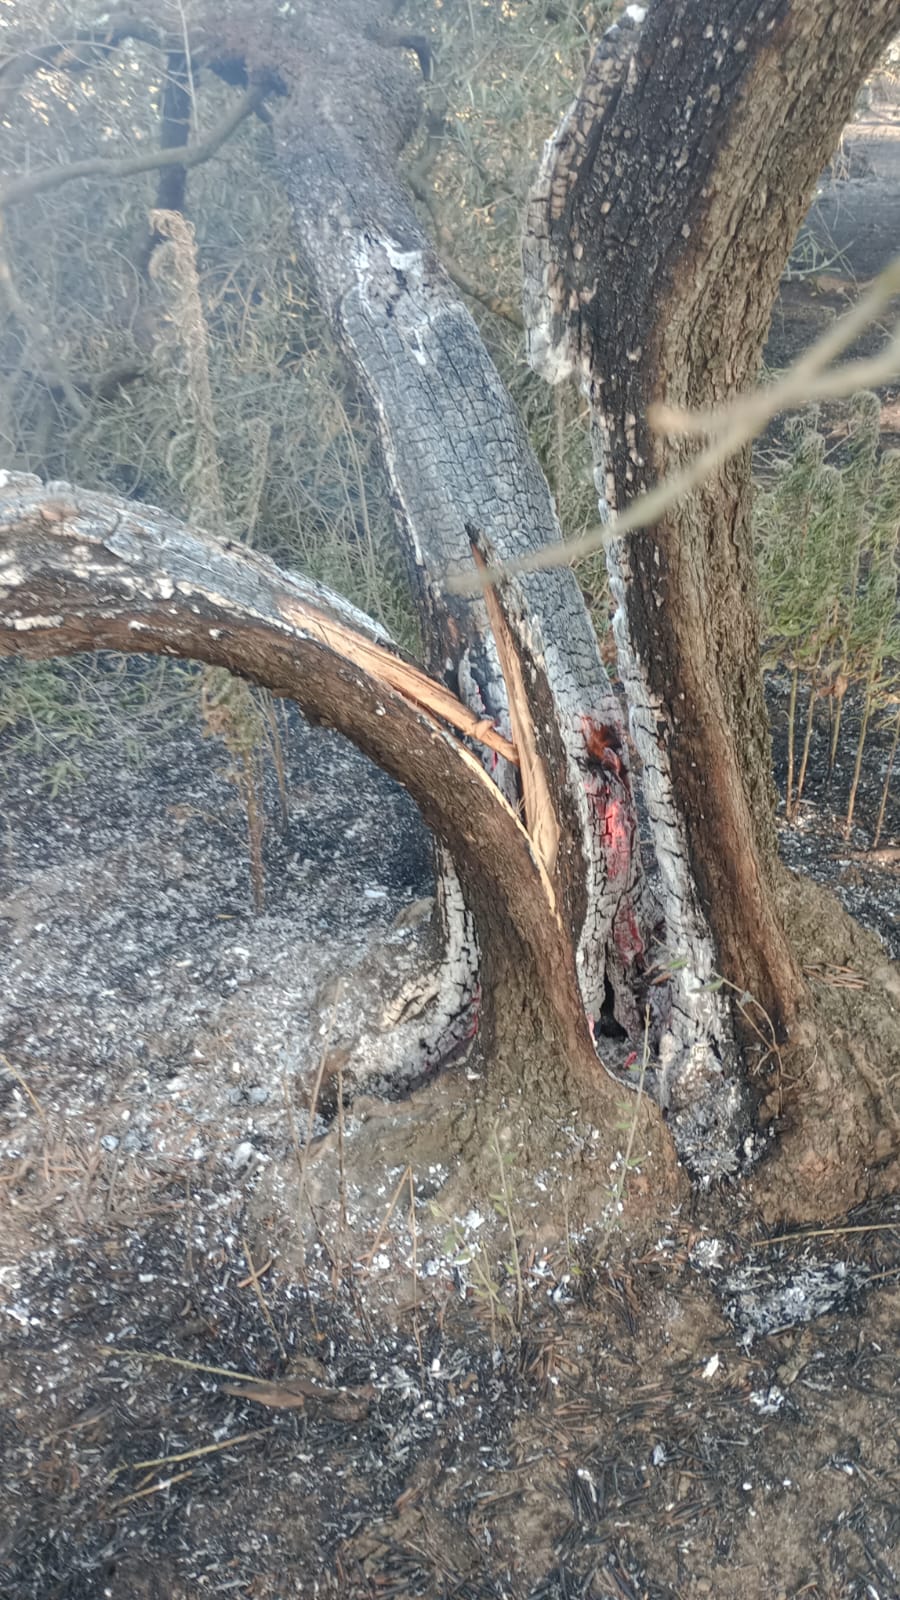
[654,258,900,438]
[408,173,524,329]
[0,82,270,212]
[0,217,86,418]
[451,255,900,594]
[0,473,516,767]
[0,15,171,101]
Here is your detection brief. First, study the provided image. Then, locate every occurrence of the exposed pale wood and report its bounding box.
[278,595,517,767]
[523,0,900,1178]
[470,545,559,891]
[0,473,595,1084]
[273,22,650,1034]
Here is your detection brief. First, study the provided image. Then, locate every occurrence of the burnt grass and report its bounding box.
[767,671,899,959]
[1,655,899,1599]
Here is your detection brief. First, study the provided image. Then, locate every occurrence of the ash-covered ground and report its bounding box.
[1,654,899,1600]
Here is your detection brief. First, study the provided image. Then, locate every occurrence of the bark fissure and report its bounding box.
[525,0,900,1176]
[274,84,652,1038]
[5,0,897,1203]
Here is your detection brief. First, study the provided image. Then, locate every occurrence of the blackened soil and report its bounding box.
[1,656,899,1600]
[767,671,899,959]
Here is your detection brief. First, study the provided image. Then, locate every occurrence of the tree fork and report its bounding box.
[269,13,655,1047]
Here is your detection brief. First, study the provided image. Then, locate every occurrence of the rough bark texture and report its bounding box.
[0,0,680,1191]
[6,0,897,1201]
[525,0,900,1175]
[0,473,625,1118]
[260,9,656,1051]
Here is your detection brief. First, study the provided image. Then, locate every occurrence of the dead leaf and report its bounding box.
[222,1379,374,1421]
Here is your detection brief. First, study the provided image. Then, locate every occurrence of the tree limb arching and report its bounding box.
[0,3,668,1163]
[0,472,609,1099]
[0,1,657,1073]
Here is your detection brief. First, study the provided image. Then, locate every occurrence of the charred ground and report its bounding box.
[1,659,898,1599]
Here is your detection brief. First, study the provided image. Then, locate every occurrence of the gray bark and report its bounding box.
[271,54,654,1049]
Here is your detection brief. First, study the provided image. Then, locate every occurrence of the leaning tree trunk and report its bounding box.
[524,0,900,1174]
[268,7,658,1072]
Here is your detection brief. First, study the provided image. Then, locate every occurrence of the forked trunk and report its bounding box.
[2,0,898,1210]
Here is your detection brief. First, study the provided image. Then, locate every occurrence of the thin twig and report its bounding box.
[747,1221,900,1249]
[100,1346,262,1383]
[107,1427,270,1485]
[237,1253,274,1290]
[362,1165,411,1265]
[863,1266,900,1285]
[408,1166,425,1381]
[336,1049,348,1244]
[0,1050,47,1120]
[110,1466,198,1510]
[449,256,900,593]
[873,701,900,848]
[240,1234,286,1360]
[408,173,524,328]
[0,83,270,210]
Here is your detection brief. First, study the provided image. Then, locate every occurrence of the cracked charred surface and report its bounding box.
[263,15,655,1048]
[525,0,900,1183]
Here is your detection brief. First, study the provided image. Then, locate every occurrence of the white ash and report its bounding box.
[720,1257,870,1344]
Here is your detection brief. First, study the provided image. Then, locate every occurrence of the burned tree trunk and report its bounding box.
[3,0,898,1207]
[525,0,900,1174]
[267,7,655,1062]
[0,473,629,1123]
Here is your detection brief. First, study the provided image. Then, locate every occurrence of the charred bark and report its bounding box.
[525,0,900,1174]
[0,473,622,1118]
[6,0,897,1198]
[138,50,192,271]
[265,10,655,1053]
[0,0,679,1192]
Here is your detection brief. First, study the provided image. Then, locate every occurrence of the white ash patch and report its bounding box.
[0,659,438,1249]
[749,1383,786,1414]
[720,1257,870,1345]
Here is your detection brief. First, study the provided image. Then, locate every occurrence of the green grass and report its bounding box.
[755,394,900,832]
[0,655,198,793]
